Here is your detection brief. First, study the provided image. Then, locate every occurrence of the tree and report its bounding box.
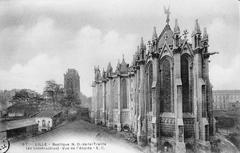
[8,89,42,105]
[13,89,29,99]
[44,80,64,104]
[9,89,30,105]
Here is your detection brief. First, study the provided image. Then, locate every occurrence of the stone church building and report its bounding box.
[91,11,216,153]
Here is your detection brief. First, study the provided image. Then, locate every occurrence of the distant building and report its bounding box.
[64,69,80,100]
[213,90,240,110]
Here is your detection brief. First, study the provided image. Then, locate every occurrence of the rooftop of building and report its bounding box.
[0,118,37,132]
[213,90,240,94]
[35,110,62,118]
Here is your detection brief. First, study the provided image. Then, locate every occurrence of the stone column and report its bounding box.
[107,79,113,128]
[193,48,210,146]
[134,71,138,135]
[203,53,214,138]
[95,83,100,124]
[150,55,159,153]
[91,82,96,123]
[102,81,107,125]
[117,76,122,131]
[173,48,186,152]
[137,62,146,145]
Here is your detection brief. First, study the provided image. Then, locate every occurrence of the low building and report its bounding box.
[35,110,63,132]
[213,90,240,110]
[0,118,38,139]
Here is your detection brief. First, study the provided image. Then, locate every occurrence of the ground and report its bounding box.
[8,119,143,153]
[7,118,239,153]
[214,109,240,151]
[214,133,240,153]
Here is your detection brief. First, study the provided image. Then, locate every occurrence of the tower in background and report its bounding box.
[64,69,80,100]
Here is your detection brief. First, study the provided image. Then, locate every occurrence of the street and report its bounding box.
[8,119,143,153]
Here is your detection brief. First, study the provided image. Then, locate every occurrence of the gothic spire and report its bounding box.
[140,37,146,50]
[174,19,180,34]
[107,62,113,73]
[202,27,208,40]
[152,26,158,40]
[193,19,201,34]
[121,54,126,64]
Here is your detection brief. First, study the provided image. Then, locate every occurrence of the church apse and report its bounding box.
[91,9,216,153]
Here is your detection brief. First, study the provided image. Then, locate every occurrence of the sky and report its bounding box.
[0,0,239,97]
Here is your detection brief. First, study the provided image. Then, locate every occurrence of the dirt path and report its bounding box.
[8,119,143,153]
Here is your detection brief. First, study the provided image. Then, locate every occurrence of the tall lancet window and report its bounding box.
[113,80,118,109]
[121,78,127,109]
[181,54,192,113]
[146,63,153,112]
[160,57,173,113]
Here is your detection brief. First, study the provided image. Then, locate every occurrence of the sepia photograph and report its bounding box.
[0,0,239,153]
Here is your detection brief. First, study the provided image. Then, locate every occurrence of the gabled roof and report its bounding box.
[181,40,194,56]
[157,24,174,49]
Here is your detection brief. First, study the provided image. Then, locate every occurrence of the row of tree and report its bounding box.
[3,80,80,108]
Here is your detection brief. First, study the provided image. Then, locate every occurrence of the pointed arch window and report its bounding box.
[146,63,153,112]
[160,56,173,113]
[121,78,128,109]
[113,80,118,109]
[181,54,193,113]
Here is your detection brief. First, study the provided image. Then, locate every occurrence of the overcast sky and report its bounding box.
[0,0,239,97]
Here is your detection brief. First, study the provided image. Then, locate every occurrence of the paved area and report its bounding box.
[8,119,143,153]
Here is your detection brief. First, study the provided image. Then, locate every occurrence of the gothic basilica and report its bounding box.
[91,10,216,153]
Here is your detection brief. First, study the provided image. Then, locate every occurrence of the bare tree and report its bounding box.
[44,80,64,105]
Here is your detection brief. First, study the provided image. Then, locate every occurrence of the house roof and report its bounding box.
[35,110,62,118]
[0,118,37,132]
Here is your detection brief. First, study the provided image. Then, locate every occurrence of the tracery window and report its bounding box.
[160,57,172,112]
[146,63,153,112]
[181,54,192,113]
[121,78,128,109]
